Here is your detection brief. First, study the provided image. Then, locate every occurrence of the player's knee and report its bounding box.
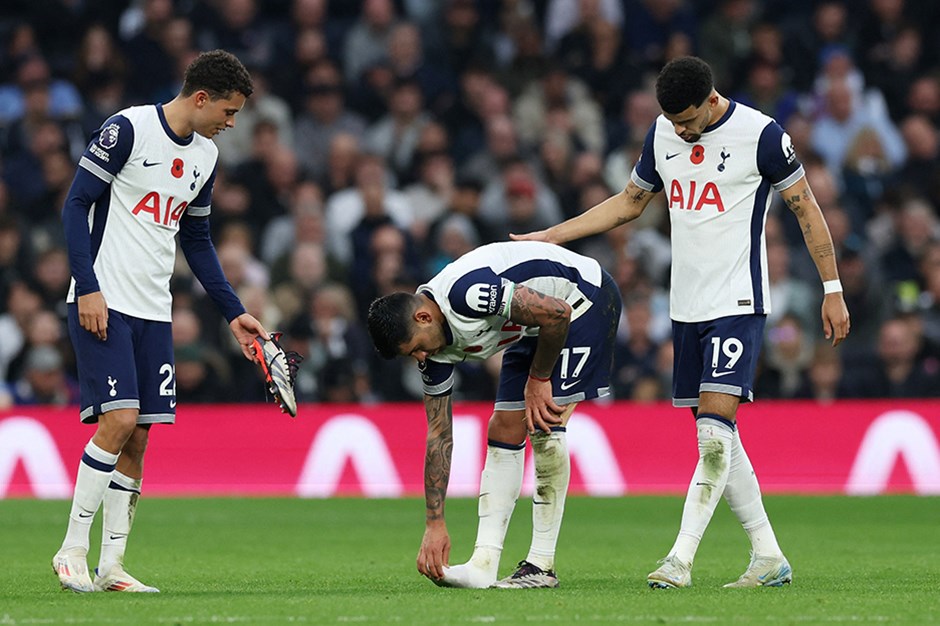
[122,426,150,461]
[96,409,139,448]
[487,412,526,445]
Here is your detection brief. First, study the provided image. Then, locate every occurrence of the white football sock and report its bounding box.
[99,471,142,574]
[723,428,783,557]
[525,429,570,572]
[465,442,525,581]
[669,416,734,565]
[61,440,119,552]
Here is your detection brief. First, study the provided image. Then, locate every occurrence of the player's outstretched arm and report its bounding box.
[229,313,269,362]
[781,177,851,346]
[508,285,571,434]
[417,393,454,581]
[510,181,655,244]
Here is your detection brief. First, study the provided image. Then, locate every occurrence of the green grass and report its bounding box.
[1,496,938,624]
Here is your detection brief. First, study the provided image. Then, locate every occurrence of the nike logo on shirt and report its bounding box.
[142,159,161,167]
[665,153,681,160]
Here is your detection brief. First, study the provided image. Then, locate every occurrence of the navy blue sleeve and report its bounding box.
[631,123,664,192]
[179,215,246,323]
[62,167,111,296]
[79,114,133,182]
[447,268,512,318]
[420,358,455,396]
[188,166,217,214]
[757,121,803,189]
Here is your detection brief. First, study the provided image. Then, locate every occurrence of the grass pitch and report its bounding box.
[1,496,938,624]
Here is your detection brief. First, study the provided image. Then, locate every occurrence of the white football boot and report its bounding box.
[723,553,792,588]
[94,564,160,593]
[52,547,95,593]
[492,560,560,589]
[647,555,692,589]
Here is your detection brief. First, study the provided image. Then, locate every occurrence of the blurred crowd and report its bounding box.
[0,0,939,408]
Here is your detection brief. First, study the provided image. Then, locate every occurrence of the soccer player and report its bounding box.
[52,50,270,593]
[367,240,621,589]
[513,57,850,588]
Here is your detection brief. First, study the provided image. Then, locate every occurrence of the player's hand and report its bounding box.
[821,293,850,347]
[229,313,269,362]
[524,376,564,435]
[510,229,553,244]
[417,520,450,581]
[77,291,108,341]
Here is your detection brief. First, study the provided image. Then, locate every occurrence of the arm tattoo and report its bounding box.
[813,243,835,259]
[423,394,453,522]
[510,286,569,329]
[510,285,571,378]
[630,188,648,204]
[802,221,814,243]
[784,194,805,218]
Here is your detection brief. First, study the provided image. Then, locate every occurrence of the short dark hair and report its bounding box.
[367,292,418,359]
[181,50,253,99]
[655,57,713,115]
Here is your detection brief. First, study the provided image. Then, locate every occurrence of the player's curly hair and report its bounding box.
[367,292,419,359]
[181,50,253,99]
[655,56,713,115]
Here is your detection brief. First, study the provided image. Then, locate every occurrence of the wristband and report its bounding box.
[823,279,843,295]
[528,373,551,382]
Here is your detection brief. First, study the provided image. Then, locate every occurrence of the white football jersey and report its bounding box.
[632,100,804,322]
[418,241,602,395]
[66,105,218,321]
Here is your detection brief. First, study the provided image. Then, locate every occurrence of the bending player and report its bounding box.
[368,241,621,588]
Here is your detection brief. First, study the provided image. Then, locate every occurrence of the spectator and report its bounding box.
[612,294,662,401]
[880,196,940,284]
[119,0,177,102]
[462,114,524,183]
[0,52,83,127]
[363,77,430,178]
[404,150,455,246]
[323,153,413,265]
[196,0,276,72]
[424,174,498,254]
[699,0,758,92]
[478,158,563,239]
[810,76,906,176]
[896,115,940,211]
[384,22,454,114]
[801,341,846,403]
[843,315,940,398]
[11,345,79,406]
[757,313,814,399]
[513,64,605,154]
[0,281,41,383]
[423,0,494,77]
[214,70,294,169]
[782,0,853,92]
[294,59,367,180]
[343,0,398,83]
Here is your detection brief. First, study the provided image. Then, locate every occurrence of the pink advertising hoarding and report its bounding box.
[2,401,939,498]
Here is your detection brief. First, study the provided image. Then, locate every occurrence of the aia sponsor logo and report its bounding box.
[132,191,188,227]
[668,180,725,212]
